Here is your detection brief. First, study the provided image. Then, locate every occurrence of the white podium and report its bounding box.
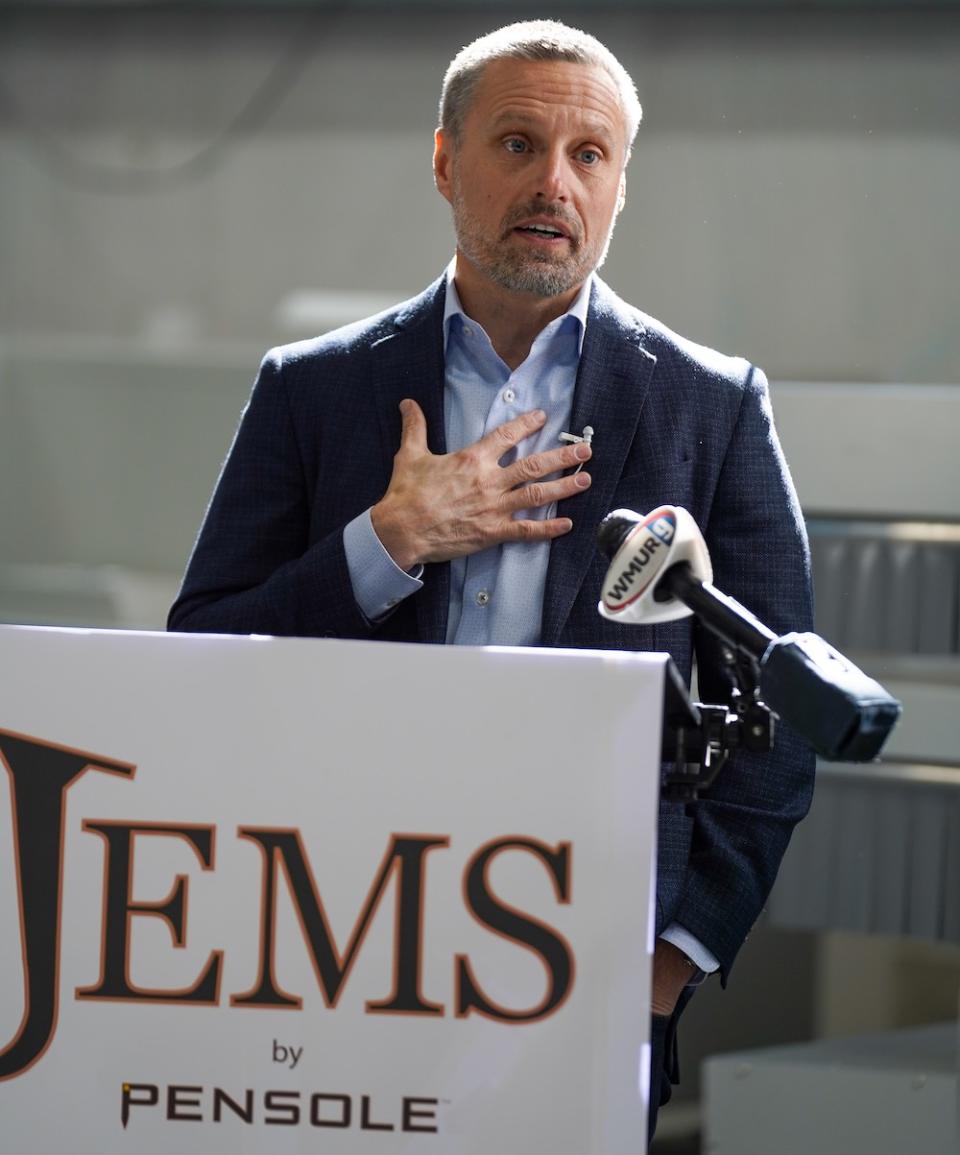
[0,626,665,1154]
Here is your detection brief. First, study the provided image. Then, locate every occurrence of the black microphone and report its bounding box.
[597,507,902,762]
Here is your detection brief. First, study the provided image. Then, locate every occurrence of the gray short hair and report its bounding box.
[439,20,642,159]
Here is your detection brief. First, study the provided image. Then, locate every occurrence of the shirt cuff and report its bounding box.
[343,508,424,621]
[660,923,720,976]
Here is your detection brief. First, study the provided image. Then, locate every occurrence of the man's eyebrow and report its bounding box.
[489,109,615,138]
[489,110,540,129]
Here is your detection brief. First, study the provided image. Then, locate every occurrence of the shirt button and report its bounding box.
[462,325,473,338]
[475,589,491,607]
[502,388,516,404]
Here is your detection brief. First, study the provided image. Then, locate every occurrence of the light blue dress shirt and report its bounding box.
[342,266,718,978]
[342,267,589,641]
[442,276,590,645]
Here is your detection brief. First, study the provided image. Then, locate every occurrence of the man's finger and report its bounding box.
[502,516,575,542]
[503,441,591,486]
[398,398,429,454]
[479,409,548,456]
[501,471,591,514]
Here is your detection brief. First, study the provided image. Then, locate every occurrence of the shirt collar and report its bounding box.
[442,257,591,357]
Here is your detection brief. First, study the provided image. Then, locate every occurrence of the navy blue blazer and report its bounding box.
[169,274,815,980]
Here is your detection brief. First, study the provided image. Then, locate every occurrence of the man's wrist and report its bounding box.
[659,923,719,978]
[675,954,706,987]
[370,500,420,573]
[652,939,704,1016]
[343,509,424,621]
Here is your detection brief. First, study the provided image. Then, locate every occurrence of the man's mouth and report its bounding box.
[517,223,564,236]
[512,222,572,244]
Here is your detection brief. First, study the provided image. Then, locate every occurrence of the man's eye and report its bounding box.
[578,149,601,166]
[504,138,528,154]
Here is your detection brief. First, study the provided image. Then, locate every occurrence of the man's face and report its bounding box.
[434,58,628,301]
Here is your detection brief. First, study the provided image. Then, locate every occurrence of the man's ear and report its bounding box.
[433,128,454,204]
[617,173,627,214]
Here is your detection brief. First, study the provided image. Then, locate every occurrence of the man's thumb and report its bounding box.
[398,398,428,451]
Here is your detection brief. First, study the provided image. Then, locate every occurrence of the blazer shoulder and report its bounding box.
[591,278,762,395]
[259,274,446,375]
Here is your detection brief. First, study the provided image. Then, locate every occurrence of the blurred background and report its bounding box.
[1,2,958,1151]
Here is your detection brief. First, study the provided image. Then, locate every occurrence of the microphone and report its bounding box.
[598,505,714,626]
[596,507,902,762]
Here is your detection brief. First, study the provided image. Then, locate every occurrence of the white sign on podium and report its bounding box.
[0,626,665,1153]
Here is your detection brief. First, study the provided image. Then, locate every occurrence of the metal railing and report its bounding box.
[808,517,960,657]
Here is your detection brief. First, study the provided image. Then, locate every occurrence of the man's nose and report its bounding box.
[532,147,571,201]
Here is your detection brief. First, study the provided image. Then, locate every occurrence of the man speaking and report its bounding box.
[169,19,815,1140]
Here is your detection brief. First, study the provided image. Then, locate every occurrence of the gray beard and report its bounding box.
[451,184,614,298]
[476,255,583,298]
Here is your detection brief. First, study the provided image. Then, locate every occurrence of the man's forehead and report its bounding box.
[468,58,625,136]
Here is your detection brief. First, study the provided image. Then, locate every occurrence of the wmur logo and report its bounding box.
[602,510,677,611]
[0,727,576,1090]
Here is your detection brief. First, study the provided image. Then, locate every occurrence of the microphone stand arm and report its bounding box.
[656,560,902,800]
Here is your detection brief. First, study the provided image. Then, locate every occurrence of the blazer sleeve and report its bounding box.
[669,365,816,981]
[167,350,374,639]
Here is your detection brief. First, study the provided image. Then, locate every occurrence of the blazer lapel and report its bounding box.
[541,281,658,645]
[370,278,450,644]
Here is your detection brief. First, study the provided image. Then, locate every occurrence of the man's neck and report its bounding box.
[452,255,584,370]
